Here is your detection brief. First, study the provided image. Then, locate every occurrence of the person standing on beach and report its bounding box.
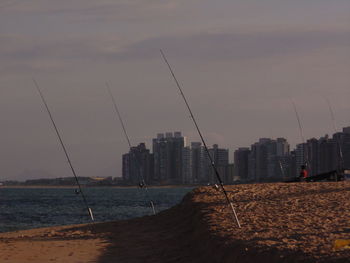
[299,165,308,180]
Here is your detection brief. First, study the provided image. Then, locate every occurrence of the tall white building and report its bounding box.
[152,131,185,184]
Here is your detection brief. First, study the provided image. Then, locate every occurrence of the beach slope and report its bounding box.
[1,182,350,262]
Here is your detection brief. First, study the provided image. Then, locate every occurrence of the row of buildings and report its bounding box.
[235,127,350,181]
[122,127,350,185]
[122,132,232,185]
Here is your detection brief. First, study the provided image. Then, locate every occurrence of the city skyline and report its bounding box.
[4,123,350,182]
[121,127,350,185]
[122,131,232,185]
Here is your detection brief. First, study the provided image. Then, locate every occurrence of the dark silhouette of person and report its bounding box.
[299,165,308,180]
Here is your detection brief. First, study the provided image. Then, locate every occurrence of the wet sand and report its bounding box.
[1,182,349,262]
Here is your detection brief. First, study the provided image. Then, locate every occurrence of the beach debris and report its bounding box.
[334,239,350,250]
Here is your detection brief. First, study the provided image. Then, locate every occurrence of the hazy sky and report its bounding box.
[0,0,349,180]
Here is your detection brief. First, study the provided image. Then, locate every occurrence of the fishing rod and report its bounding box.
[291,99,308,168]
[105,82,156,215]
[32,79,94,222]
[160,49,241,228]
[325,98,344,171]
[279,160,286,178]
[291,100,305,144]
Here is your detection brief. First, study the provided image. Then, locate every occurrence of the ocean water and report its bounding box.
[0,187,193,233]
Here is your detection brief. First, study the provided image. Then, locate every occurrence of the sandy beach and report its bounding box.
[1,182,350,262]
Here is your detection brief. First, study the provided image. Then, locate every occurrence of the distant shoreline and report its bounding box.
[0,185,196,189]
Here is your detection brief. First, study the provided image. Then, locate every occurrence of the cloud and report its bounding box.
[1,0,185,21]
[0,34,123,73]
[115,29,350,61]
[1,27,349,75]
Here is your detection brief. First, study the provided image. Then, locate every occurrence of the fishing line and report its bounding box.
[279,160,286,178]
[106,82,156,215]
[290,99,309,168]
[291,99,305,144]
[160,49,241,228]
[32,79,94,222]
[325,98,344,170]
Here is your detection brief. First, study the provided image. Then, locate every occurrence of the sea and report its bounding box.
[0,187,193,233]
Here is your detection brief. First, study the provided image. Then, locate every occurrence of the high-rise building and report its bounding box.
[267,138,290,179]
[122,153,130,182]
[190,142,207,183]
[182,146,192,184]
[266,140,278,179]
[152,132,185,184]
[207,144,229,184]
[343,126,350,134]
[248,144,257,181]
[332,131,350,170]
[152,133,167,182]
[295,143,306,175]
[276,138,290,156]
[227,163,235,183]
[318,135,337,174]
[306,138,319,176]
[234,147,250,181]
[339,128,350,169]
[122,143,154,184]
[247,138,290,181]
[278,154,294,178]
[289,150,297,177]
[248,138,271,181]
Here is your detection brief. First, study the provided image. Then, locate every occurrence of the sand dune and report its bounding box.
[1,182,350,262]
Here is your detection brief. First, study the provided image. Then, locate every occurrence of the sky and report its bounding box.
[0,0,349,180]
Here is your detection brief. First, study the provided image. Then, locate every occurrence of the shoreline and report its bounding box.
[0,185,196,189]
[1,182,349,262]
